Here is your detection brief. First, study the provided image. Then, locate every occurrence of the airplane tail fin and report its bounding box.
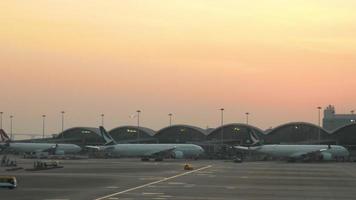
[248,129,261,146]
[234,129,262,151]
[0,129,11,143]
[99,126,117,146]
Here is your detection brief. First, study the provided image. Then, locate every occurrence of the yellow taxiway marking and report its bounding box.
[94,165,212,200]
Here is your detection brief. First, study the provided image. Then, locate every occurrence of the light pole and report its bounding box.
[10,115,13,140]
[220,108,224,145]
[0,112,3,130]
[61,111,65,138]
[101,114,105,126]
[352,110,355,123]
[42,115,46,139]
[245,112,250,125]
[136,110,141,144]
[168,113,173,126]
[317,106,322,144]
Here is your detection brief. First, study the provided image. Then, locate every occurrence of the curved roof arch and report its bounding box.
[157,124,207,135]
[330,123,356,145]
[155,124,207,143]
[331,123,356,134]
[109,126,156,136]
[264,122,331,144]
[268,122,331,135]
[59,127,101,135]
[207,123,265,145]
[55,127,104,145]
[108,126,156,143]
[209,123,265,135]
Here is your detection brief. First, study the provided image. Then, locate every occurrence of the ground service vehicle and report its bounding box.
[0,176,17,189]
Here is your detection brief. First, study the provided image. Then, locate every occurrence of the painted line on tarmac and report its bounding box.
[44,199,70,200]
[94,165,212,200]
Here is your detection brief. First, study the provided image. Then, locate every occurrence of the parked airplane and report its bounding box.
[87,127,205,161]
[0,129,82,156]
[235,131,350,162]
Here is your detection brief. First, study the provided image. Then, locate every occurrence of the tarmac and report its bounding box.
[1,157,356,200]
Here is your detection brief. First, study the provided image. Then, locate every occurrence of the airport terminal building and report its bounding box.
[11,105,356,158]
[28,121,355,158]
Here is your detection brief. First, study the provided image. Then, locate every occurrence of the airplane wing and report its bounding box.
[289,152,309,159]
[234,146,261,151]
[85,145,102,151]
[144,147,176,157]
[234,146,250,151]
[289,148,329,159]
[85,145,115,152]
[40,144,58,153]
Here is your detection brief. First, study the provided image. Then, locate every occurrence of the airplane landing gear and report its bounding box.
[141,157,150,162]
[154,158,163,162]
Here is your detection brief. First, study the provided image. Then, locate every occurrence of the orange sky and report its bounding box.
[0,0,356,136]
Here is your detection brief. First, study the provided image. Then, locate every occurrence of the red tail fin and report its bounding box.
[0,129,10,142]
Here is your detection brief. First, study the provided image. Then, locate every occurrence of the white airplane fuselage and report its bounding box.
[7,143,82,154]
[102,144,204,159]
[251,145,349,160]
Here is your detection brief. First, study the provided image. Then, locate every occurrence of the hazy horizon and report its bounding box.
[1,0,355,135]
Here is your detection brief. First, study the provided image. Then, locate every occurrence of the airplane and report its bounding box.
[234,131,350,162]
[86,126,205,161]
[0,129,82,156]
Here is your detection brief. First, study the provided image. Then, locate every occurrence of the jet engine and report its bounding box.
[54,150,65,155]
[172,151,184,159]
[320,152,333,161]
[47,144,64,155]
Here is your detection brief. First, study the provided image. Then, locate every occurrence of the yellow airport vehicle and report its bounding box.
[184,164,194,170]
[0,176,17,189]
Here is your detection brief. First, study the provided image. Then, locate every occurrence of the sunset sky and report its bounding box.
[1,0,356,136]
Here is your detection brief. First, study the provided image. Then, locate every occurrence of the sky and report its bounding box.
[0,0,356,136]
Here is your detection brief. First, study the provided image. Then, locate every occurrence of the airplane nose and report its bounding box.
[77,146,82,152]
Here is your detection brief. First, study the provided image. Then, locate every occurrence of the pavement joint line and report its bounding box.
[94,165,212,200]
